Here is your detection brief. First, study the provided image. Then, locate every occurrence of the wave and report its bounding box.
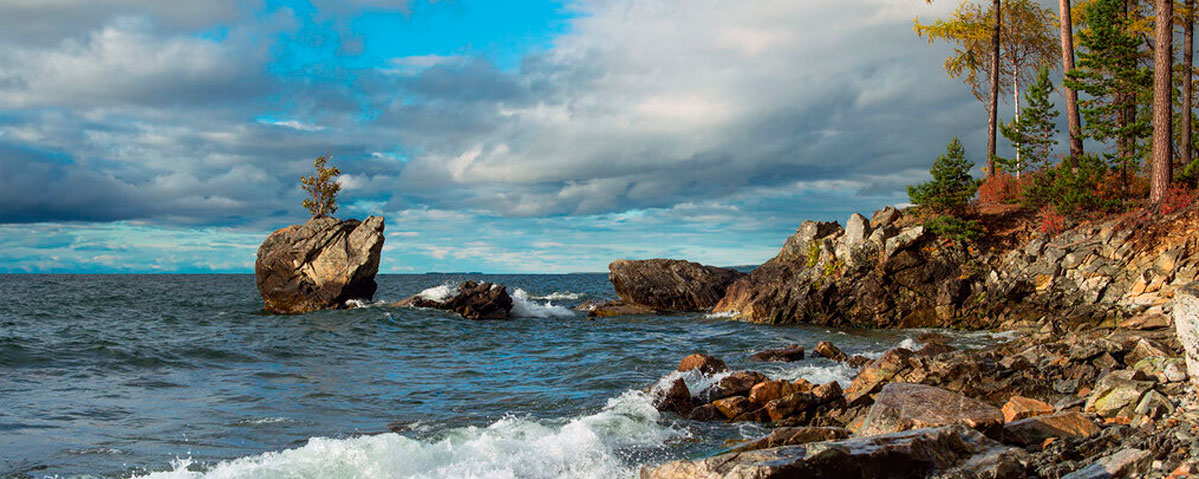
[416,284,459,302]
[133,391,683,479]
[527,291,586,301]
[511,289,577,319]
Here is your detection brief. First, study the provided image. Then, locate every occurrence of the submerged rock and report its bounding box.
[749,344,805,362]
[678,353,727,375]
[574,299,657,317]
[608,259,745,312]
[398,281,514,320]
[641,426,1027,479]
[255,216,385,314]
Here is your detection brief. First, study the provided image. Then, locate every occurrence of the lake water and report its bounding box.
[0,274,999,478]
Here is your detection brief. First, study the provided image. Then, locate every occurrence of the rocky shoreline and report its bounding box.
[640,311,1195,478]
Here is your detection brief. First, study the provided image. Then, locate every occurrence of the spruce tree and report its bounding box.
[999,65,1060,174]
[908,137,981,214]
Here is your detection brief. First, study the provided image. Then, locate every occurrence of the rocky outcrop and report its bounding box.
[397,281,514,320]
[1175,282,1199,388]
[608,259,745,312]
[641,426,1028,479]
[710,205,1199,329]
[255,216,385,314]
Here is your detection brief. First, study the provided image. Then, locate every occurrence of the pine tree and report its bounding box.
[999,65,1060,174]
[908,137,981,214]
[301,155,341,218]
[1064,0,1152,189]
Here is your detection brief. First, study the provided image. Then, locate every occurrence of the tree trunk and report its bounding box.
[1184,0,1194,171]
[987,0,1002,178]
[1014,72,1022,175]
[1059,0,1084,161]
[1151,0,1174,204]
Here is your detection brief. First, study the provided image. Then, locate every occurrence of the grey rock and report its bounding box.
[255,216,385,314]
[844,213,871,246]
[1061,448,1151,479]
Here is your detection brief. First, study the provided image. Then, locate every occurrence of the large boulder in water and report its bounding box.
[398,281,514,320]
[255,216,385,314]
[608,259,745,312]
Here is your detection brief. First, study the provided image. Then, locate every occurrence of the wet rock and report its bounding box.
[749,344,805,362]
[574,299,656,317]
[255,216,385,314]
[814,341,848,362]
[749,380,799,406]
[1060,448,1151,479]
[916,342,956,357]
[730,427,851,453]
[608,259,745,312]
[687,404,721,421]
[712,396,756,420]
[706,371,769,401]
[652,378,694,416]
[641,426,1026,479]
[678,354,727,374]
[765,391,825,422]
[847,355,871,368]
[401,281,514,320]
[857,383,1004,439]
[811,381,843,404]
[1002,396,1055,423]
[1084,370,1156,418]
[1003,412,1101,447]
[845,348,914,406]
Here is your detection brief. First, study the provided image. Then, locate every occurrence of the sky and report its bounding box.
[0,0,1027,273]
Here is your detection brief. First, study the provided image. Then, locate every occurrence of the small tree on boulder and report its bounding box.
[301,155,341,218]
[908,137,980,215]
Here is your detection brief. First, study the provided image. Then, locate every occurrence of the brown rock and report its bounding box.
[749,344,805,362]
[401,281,515,320]
[844,348,914,406]
[641,425,1027,479]
[811,381,843,404]
[706,371,769,401]
[814,341,848,362]
[858,383,1004,439]
[651,378,694,416]
[730,426,851,452]
[712,396,755,420]
[255,216,385,314]
[687,403,720,421]
[574,299,655,317]
[1002,411,1101,447]
[1119,312,1171,330]
[765,392,820,422]
[1002,396,1055,423]
[749,380,799,405]
[1124,337,1172,366]
[847,355,870,368]
[678,354,727,374]
[608,259,745,312]
[916,342,956,357]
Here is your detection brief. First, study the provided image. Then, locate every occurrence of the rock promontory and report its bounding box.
[608,258,745,312]
[255,216,385,314]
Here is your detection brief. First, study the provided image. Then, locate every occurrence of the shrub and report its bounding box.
[1037,204,1067,235]
[908,137,980,214]
[976,172,1023,204]
[1021,155,1122,218]
[1161,186,1196,215]
[301,155,341,218]
[924,215,984,243]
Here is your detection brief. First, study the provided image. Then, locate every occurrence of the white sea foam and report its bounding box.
[650,369,733,401]
[416,284,458,303]
[770,362,860,388]
[133,391,682,479]
[528,291,585,301]
[511,289,577,319]
[702,311,737,320]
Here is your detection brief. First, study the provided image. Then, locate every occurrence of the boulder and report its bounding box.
[814,341,848,362]
[608,259,745,311]
[749,344,805,362]
[706,371,770,401]
[255,216,385,314]
[884,226,925,258]
[1061,448,1151,479]
[844,213,872,246]
[857,383,1004,439]
[730,427,851,453]
[712,396,756,420]
[1002,396,1055,423]
[1119,312,1171,330]
[1002,412,1101,447]
[811,381,843,404]
[1175,282,1199,387]
[765,391,821,422]
[749,380,800,405]
[844,348,915,406]
[1084,370,1156,418]
[872,206,903,228]
[651,378,694,416]
[641,426,1026,479]
[679,354,727,374]
[401,281,514,320]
